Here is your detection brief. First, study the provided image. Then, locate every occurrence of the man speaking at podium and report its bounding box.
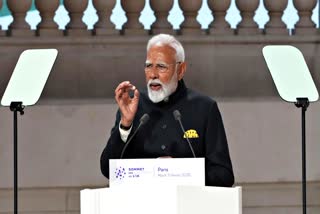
[100,34,234,187]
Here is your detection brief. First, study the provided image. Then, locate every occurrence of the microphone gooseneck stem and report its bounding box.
[177,117,196,158]
[120,114,150,159]
[120,123,142,159]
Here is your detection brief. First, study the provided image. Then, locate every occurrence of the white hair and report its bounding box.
[147,34,185,62]
[147,71,178,103]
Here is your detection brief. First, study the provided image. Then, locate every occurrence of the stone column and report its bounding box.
[64,0,90,36]
[264,0,288,35]
[236,0,261,35]
[179,0,203,35]
[150,0,174,35]
[208,0,233,35]
[7,0,33,37]
[35,0,63,36]
[0,0,4,36]
[292,0,317,35]
[92,0,119,36]
[121,0,147,35]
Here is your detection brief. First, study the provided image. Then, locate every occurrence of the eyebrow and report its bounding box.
[145,60,167,64]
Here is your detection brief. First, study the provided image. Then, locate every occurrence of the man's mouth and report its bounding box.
[149,83,162,91]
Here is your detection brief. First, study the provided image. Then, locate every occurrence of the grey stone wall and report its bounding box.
[1,36,320,100]
[1,100,320,188]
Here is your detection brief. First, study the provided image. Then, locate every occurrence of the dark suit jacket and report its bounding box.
[100,80,234,187]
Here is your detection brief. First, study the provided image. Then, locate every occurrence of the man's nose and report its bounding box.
[148,69,159,79]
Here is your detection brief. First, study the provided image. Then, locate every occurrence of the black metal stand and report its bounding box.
[295,98,309,214]
[9,102,25,214]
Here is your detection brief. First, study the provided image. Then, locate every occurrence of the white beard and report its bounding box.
[147,72,178,103]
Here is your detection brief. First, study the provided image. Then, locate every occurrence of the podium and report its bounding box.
[81,185,242,214]
[81,158,242,214]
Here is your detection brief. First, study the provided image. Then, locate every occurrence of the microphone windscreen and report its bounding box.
[140,113,150,124]
[173,110,181,121]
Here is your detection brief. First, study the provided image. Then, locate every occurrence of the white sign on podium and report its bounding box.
[109,158,205,187]
[81,185,242,214]
[81,158,242,214]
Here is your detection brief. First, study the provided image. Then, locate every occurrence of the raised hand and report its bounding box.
[114,81,140,127]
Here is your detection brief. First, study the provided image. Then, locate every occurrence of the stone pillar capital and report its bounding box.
[293,0,317,35]
[179,0,203,35]
[64,0,90,36]
[263,0,288,35]
[0,0,4,36]
[208,0,233,35]
[35,0,62,36]
[7,0,33,36]
[121,0,147,35]
[150,0,174,35]
[92,0,119,36]
[236,0,261,35]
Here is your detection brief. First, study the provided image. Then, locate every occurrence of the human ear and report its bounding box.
[178,62,187,80]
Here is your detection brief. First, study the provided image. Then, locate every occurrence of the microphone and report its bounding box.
[173,110,196,158]
[120,113,150,159]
